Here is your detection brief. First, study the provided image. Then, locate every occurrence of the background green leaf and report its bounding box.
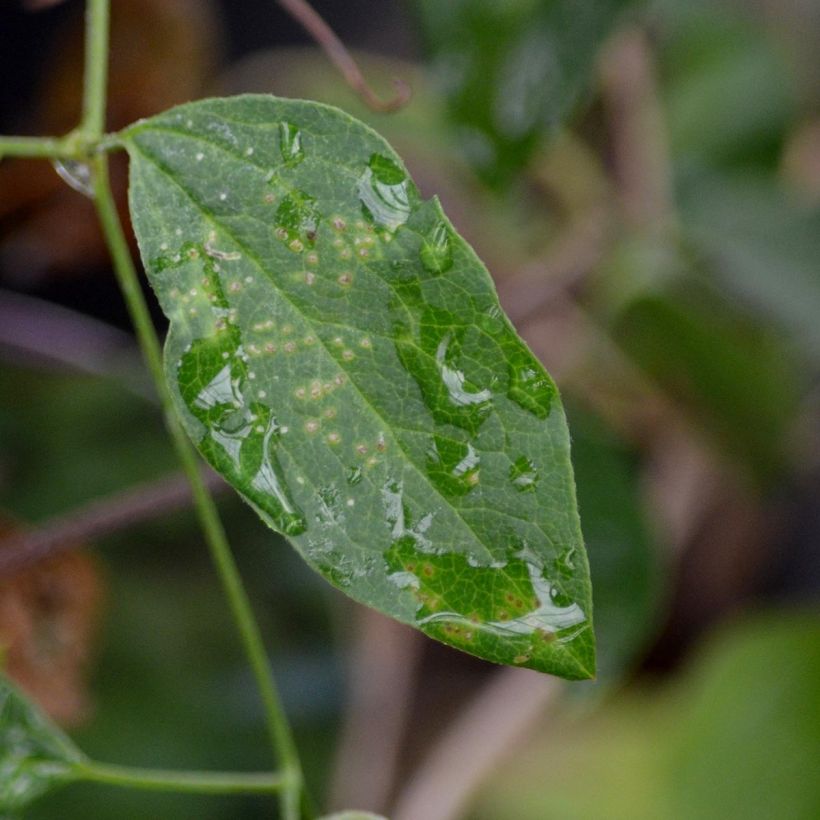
[611,291,800,483]
[0,677,84,814]
[567,406,662,684]
[473,613,820,820]
[124,95,594,679]
[417,0,639,186]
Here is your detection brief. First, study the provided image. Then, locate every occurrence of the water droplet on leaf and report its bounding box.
[507,358,555,419]
[437,334,493,409]
[358,154,413,231]
[275,191,320,246]
[509,455,539,492]
[279,122,304,166]
[420,222,453,274]
[426,436,481,496]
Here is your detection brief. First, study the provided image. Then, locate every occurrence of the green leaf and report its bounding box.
[122,95,594,679]
[612,292,799,482]
[0,677,84,813]
[656,1,795,169]
[417,0,639,186]
[473,613,820,820]
[567,406,661,684]
[680,174,820,363]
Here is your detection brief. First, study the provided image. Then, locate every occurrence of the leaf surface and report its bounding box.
[0,677,84,813]
[123,95,594,679]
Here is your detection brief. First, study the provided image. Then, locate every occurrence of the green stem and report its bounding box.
[81,0,110,138]
[0,136,75,160]
[77,761,290,795]
[90,154,306,820]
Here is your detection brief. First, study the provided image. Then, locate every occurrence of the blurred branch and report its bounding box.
[391,668,562,820]
[327,610,422,814]
[600,27,675,237]
[0,469,226,579]
[0,289,150,396]
[497,206,611,326]
[277,0,411,112]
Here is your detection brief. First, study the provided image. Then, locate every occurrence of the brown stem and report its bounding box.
[0,289,148,394]
[391,668,563,820]
[496,206,612,327]
[600,27,675,237]
[277,0,411,112]
[326,610,422,814]
[0,469,226,579]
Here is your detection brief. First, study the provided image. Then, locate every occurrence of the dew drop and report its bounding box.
[426,436,481,497]
[249,417,307,536]
[275,191,320,246]
[509,455,539,492]
[507,359,556,419]
[420,221,453,274]
[477,305,504,335]
[437,334,493,409]
[52,159,95,198]
[357,153,413,231]
[177,338,306,536]
[279,122,305,166]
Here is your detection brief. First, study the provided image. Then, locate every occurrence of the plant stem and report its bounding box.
[0,2,309,814]
[277,0,410,112]
[81,0,110,139]
[90,153,306,820]
[77,761,290,795]
[0,469,227,580]
[81,0,305,812]
[0,136,75,160]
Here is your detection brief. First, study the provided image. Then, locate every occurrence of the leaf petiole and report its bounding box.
[76,761,291,795]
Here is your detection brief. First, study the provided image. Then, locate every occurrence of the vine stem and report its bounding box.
[0,136,75,159]
[81,0,110,138]
[90,153,305,820]
[76,761,290,795]
[0,0,109,161]
[81,1,306,817]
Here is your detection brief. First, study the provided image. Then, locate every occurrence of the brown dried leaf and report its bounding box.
[0,522,103,728]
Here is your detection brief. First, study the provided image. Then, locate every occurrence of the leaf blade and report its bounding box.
[0,677,84,813]
[124,95,594,679]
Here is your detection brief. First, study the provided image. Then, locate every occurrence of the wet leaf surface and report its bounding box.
[124,95,594,679]
[0,677,84,814]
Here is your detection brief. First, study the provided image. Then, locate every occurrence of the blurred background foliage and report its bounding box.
[0,0,817,818]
